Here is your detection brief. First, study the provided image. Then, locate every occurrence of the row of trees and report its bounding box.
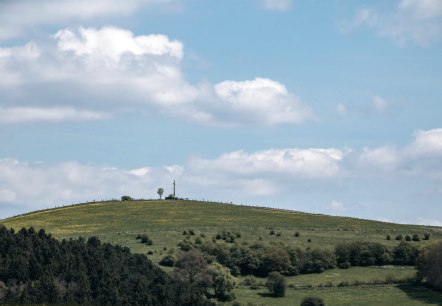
[176,239,420,277]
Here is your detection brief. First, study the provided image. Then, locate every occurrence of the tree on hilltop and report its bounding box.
[157,188,164,200]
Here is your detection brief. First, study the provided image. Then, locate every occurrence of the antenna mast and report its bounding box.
[173,180,176,198]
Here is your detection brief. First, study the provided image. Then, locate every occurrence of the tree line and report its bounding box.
[171,238,421,277]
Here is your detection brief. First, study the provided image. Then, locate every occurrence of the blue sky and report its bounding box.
[0,0,441,225]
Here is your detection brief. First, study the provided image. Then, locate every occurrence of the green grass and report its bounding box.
[230,284,442,306]
[1,200,442,305]
[237,266,416,288]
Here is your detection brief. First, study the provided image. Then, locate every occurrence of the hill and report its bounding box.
[2,200,441,259]
[2,200,442,305]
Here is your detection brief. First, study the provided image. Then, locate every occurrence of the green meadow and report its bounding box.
[2,200,442,305]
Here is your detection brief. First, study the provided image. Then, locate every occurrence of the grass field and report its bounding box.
[230,284,442,306]
[1,200,442,305]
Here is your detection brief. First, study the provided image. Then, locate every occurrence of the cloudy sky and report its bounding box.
[0,0,441,225]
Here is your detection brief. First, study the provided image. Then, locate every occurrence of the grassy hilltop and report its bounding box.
[2,200,442,305]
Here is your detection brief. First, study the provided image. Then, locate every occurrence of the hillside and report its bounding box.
[2,200,442,305]
[2,200,440,257]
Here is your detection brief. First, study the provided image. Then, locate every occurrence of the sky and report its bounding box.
[0,0,441,225]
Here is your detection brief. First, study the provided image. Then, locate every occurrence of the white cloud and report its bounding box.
[0,158,178,208]
[0,27,313,126]
[0,0,174,41]
[399,0,442,19]
[0,107,111,124]
[336,103,348,116]
[372,96,388,113]
[327,200,347,212]
[261,0,293,11]
[190,148,346,179]
[358,146,400,171]
[353,8,378,27]
[353,0,442,46]
[54,27,183,62]
[214,78,313,125]
[416,218,442,227]
[408,128,442,156]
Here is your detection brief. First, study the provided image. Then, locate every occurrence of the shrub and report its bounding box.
[178,241,193,251]
[139,235,153,245]
[424,233,431,240]
[189,229,195,236]
[300,296,325,306]
[307,239,312,243]
[412,234,420,242]
[266,272,286,297]
[405,235,411,241]
[120,195,133,201]
[386,234,391,240]
[416,241,442,291]
[159,255,176,267]
[395,234,403,241]
[208,262,236,301]
[270,230,275,235]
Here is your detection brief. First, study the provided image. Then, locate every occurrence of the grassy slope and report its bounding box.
[2,200,442,305]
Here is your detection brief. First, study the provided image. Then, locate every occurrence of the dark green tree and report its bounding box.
[416,242,442,291]
[266,272,286,297]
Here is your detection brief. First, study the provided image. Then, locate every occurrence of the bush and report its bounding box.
[295,232,300,237]
[120,195,133,201]
[386,234,391,240]
[417,241,442,291]
[159,255,176,267]
[140,235,153,245]
[405,235,411,241]
[266,272,286,297]
[395,234,403,241]
[300,296,325,306]
[424,233,431,240]
[208,262,236,301]
[412,234,420,242]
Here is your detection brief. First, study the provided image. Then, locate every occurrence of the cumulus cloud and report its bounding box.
[54,27,183,61]
[189,148,346,179]
[352,0,442,46]
[214,78,313,125]
[358,146,400,171]
[0,26,313,125]
[408,128,442,156]
[0,0,173,41]
[261,0,293,11]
